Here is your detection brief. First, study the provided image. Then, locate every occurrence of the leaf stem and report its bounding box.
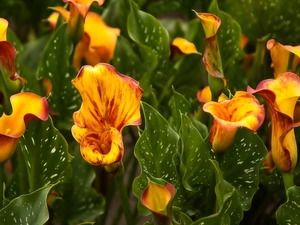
[0,163,5,210]
[282,172,294,192]
[114,163,135,225]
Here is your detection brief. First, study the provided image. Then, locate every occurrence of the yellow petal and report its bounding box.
[78,128,124,165]
[0,18,8,41]
[64,0,104,19]
[203,91,265,152]
[48,7,70,28]
[171,37,198,54]
[141,181,176,214]
[0,92,49,138]
[72,63,143,135]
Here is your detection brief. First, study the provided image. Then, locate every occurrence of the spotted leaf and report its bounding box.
[53,143,105,224]
[133,102,180,215]
[220,128,268,210]
[276,186,300,225]
[19,117,72,192]
[0,184,55,225]
[37,23,80,130]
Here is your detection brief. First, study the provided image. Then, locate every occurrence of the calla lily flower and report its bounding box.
[47,9,120,69]
[141,181,176,225]
[197,86,228,103]
[203,91,265,153]
[64,0,104,19]
[0,92,49,163]
[71,63,143,166]
[267,39,300,77]
[0,18,26,115]
[171,37,199,55]
[248,72,300,172]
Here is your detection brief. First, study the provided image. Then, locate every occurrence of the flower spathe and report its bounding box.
[71,63,143,166]
[0,18,8,41]
[203,91,265,153]
[0,92,49,163]
[64,0,105,19]
[171,37,198,55]
[141,181,176,225]
[248,72,300,172]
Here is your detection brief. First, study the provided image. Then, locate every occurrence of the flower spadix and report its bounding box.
[248,72,300,172]
[203,91,265,153]
[0,92,49,163]
[71,63,143,166]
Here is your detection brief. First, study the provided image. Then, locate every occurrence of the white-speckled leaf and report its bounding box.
[133,102,180,215]
[220,128,268,211]
[277,186,300,225]
[0,184,55,225]
[179,114,214,191]
[19,117,72,192]
[53,144,105,224]
[192,160,243,225]
[37,23,80,130]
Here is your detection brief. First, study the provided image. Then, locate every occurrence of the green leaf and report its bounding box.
[192,160,243,225]
[277,186,300,225]
[128,1,170,59]
[53,143,105,224]
[36,23,80,130]
[19,117,72,192]
[0,184,55,225]
[179,114,213,191]
[168,88,191,132]
[133,102,180,215]
[220,128,268,211]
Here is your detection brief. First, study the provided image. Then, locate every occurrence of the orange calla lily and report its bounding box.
[47,9,120,69]
[71,63,143,166]
[0,18,26,115]
[248,72,300,172]
[141,181,176,225]
[0,92,49,163]
[267,39,300,77]
[203,91,265,153]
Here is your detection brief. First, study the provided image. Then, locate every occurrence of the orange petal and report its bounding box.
[0,18,8,41]
[203,91,265,152]
[0,92,49,138]
[64,0,105,19]
[171,37,198,55]
[141,181,176,215]
[78,128,124,165]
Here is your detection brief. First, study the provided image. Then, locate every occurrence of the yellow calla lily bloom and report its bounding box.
[71,63,143,166]
[267,39,300,77]
[203,91,265,153]
[248,72,300,172]
[197,86,228,103]
[0,18,8,41]
[141,181,175,224]
[171,37,199,55]
[0,92,49,163]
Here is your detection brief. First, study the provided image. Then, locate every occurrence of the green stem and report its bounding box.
[114,163,135,225]
[0,163,5,210]
[282,172,294,192]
